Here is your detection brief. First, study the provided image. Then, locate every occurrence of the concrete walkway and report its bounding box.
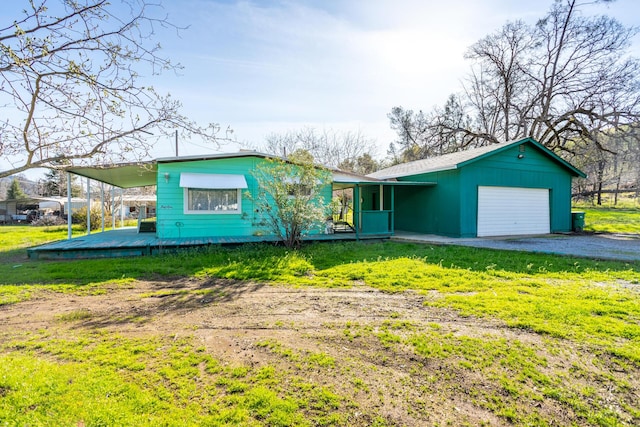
[392,231,640,262]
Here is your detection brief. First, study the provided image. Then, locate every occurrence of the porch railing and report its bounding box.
[358,210,393,235]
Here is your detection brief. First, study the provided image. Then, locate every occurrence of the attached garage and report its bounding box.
[477,186,550,237]
[368,138,586,238]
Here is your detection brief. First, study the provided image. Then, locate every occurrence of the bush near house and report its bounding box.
[72,207,111,231]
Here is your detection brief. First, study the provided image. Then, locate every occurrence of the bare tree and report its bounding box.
[571,126,640,204]
[0,0,224,179]
[388,95,474,163]
[389,0,640,162]
[262,127,377,170]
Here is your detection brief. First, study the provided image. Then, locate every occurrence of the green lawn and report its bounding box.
[1,216,639,426]
[576,207,640,233]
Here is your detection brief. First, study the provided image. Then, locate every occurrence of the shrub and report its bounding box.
[31,216,66,227]
[72,207,111,231]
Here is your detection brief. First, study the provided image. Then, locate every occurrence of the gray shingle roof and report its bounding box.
[368,140,521,179]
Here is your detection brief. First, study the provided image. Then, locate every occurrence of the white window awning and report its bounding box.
[179,173,248,189]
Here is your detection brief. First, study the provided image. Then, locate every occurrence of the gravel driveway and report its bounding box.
[393,232,640,262]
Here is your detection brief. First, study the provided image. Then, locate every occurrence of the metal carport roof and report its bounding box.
[65,162,157,188]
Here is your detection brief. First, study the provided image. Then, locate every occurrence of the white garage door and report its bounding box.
[477,186,550,237]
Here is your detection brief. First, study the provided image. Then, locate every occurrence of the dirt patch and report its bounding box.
[1,278,638,426]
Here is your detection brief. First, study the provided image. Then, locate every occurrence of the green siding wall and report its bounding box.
[395,170,461,236]
[156,157,258,239]
[394,142,576,237]
[156,157,332,239]
[459,144,573,236]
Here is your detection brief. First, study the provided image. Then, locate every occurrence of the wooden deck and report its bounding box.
[27,228,389,260]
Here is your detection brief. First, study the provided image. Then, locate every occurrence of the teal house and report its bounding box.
[154,152,422,239]
[57,137,585,254]
[28,138,585,258]
[64,151,412,243]
[368,138,586,237]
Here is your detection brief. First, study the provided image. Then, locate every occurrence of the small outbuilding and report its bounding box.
[368,137,586,238]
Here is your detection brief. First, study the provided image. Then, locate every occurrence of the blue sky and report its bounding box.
[151,0,640,157]
[2,0,640,179]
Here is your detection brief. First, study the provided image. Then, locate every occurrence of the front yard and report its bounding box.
[0,221,639,425]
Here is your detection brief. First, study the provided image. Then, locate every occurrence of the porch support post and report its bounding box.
[100,182,105,232]
[379,184,383,211]
[111,187,116,229]
[390,185,395,234]
[120,188,124,227]
[67,172,72,240]
[354,184,360,240]
[86,178,91,235]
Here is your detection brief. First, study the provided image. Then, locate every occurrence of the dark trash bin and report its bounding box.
[571,211,585,232]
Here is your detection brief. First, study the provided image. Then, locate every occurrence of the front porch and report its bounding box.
[27,227,390,260]
[332,175,436,237]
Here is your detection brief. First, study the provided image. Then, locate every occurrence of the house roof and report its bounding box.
[65,151,402,189]
[368,138,586,179]
[65,152,281,188]
[156,150,279,164]
[332,170,436,189]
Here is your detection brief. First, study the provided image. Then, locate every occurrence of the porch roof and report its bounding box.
[64,155,440,190]
[66,162,157,188]
[332,177,436,189]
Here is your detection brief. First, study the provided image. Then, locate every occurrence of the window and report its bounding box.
[287,183,313,197]
[179,173,247,215]
[186,188,240,213]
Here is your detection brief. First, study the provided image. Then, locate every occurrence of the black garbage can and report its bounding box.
[571,211,585,232]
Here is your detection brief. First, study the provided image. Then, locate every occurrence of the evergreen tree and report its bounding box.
[7,178,27,199]
[41,169,82,197]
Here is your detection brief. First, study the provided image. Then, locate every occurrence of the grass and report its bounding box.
[0,331,343,426]
[1,209,639,426]
[0,224,82,256]
[576,207,640,234]
[4,242,640,359]
[2,228,640,360]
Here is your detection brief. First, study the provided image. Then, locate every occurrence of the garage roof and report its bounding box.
[368,138,586,180]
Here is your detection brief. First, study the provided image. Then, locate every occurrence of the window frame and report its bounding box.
[183,187,242,215]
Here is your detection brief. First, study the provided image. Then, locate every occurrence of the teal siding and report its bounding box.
[395,169,461,236]
[156,157,258,239]
[156,157,332,239]
[355,184,394,235]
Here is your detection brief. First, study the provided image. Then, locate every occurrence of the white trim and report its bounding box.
[179,173,247,189]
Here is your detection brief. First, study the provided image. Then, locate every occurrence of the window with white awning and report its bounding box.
[179,173,247,214]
